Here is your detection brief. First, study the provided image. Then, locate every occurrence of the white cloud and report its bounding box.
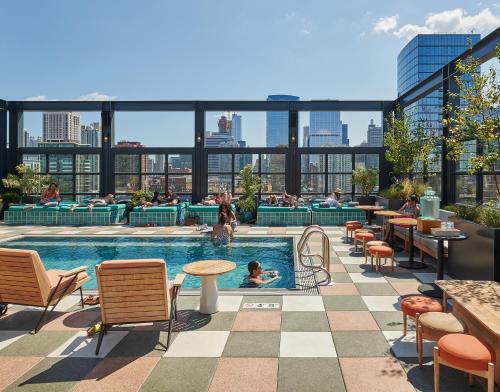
[393,8,500,41]
[24,95,50,101]
[74,92,117,101]
[373,15,399,33]
[300,29,311,35]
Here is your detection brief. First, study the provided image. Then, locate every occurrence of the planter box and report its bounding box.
[375,196,405,211]
[448,217,499,282]
[357,196,376,206]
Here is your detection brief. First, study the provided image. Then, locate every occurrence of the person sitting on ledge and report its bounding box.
[266,194,279,206]
[281,191,300,208]
[219,202,237,230]
[200,193,222,205]
[211,211,234,245]
[398,194,420,218]
[324,191,342,208]
[334,188,345,202]
[162,190,180,205]
[69,194,115,212]
[245,261,280,287]
[39,183,61,206]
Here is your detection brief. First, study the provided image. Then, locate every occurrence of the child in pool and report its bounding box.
[246,261,280,286]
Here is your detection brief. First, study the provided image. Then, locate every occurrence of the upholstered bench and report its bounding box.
[256,206,311,226]
[129,204,186,226]
[4,204,60,225]
[311,204,365,226]
[58,204,126,225]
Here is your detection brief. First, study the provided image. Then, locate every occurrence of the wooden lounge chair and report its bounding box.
[94,259,185,355]
[0,248,90,333]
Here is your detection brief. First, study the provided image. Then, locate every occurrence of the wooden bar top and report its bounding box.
[436,280,500,336]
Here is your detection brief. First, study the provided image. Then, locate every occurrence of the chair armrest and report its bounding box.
[58,266,88,278]
[172,273,186,287]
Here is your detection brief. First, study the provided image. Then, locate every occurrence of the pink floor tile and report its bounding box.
[72,357,160,392]
[339,357,414,392]
[232,312,281,331]
[209,358,278,392]
[320,283,359,296]
[329,264,347,273]
[327,311,379,331]
[390,282,421,295]
[42,311,101,331]
[0,357,43,390]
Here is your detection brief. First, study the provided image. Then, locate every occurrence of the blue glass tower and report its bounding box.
[308,111,342,147]
[266,94,300,147]
[397,34,480,135]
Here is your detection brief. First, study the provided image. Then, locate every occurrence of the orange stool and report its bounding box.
[434,334,495,392]
[364,240,388,263]
[401,295,443,336]
[368,245,394,272]
[346,222,363,242]
[354,231,375,253]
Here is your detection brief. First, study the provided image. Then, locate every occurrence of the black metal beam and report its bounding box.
[7,111,22,175]
[0,108,7,183]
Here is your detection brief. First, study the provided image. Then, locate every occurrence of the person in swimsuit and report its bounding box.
[211,212,234,244]
[245,261,280,286]
[39,183,61,205]
[219,202,237,230]
[398,194,420,218]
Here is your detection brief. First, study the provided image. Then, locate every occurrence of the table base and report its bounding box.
[397,259,427,270]
[418,283,443,298]
[198,275,219,314]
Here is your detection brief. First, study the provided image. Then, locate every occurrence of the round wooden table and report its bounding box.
[388,217,426,270]
[183,260,236,314]
[355,205,384,225]
[375,210,403,243]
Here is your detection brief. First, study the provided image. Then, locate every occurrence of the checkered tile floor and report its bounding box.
[0,224,488,391]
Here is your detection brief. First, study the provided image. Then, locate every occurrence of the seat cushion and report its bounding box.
[100,259,165,269]
[438,334,495,371]
[368,245,393,256]
[419,312,465,340]
[355,232,375,241]
[345,221,361,226]
[46,269,89,298]
[346,223,363,231]
[401,295,443,318]
[366,241,388,248]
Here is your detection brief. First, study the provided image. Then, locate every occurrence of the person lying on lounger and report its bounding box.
[69,194,116,212]
[200,193,222,205]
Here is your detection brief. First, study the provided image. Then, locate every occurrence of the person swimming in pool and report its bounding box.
[245,261,280,286]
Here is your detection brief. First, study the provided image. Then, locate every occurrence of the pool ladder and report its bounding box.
[297,225,331,286]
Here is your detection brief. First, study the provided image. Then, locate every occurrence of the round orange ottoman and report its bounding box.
[346,222,363,242]
[354,232,375,253]
[368,245,394,272]
[401,295,443,335]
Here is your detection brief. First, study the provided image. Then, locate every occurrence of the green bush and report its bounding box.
[1,164,51,199]
[379,179,426,200]
[0,192,21,204]
[237,164,261,213]
[352,167,378,196]
[478,201,500,228]
[130,190,153,207]
[443,204,480,222]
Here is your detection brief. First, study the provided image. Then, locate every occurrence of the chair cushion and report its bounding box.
[368,245,393,256]
[345,221,361,226]
[46,269,89,296]
[438,334,495,371]
[346,223,363,231]
[366,241,388,248]
[419,312,465,340]
[355,232,375,241]
[100,259,165,269]
[401,295,443,318]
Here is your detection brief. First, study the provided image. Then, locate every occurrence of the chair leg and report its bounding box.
[79,287,85,309]
[0,303,8,316]
[403,313,407,336]
[167,301,176,350]
[417,324,423,368]
[32,304,51,334]
[468,373,473,386]
[370,254,374,271]
[487,362,494,392]
[433,347,440,392]
[95,324,106,355]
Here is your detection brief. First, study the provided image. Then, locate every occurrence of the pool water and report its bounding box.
[2,236,295,289]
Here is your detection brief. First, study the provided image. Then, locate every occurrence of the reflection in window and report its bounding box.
[115,155,140,173]
[208,175,232,193]
[455,175,476,205]
[262,175,285,194]
[301,174,325,194]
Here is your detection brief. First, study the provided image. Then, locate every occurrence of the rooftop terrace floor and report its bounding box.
[0,224,491,391]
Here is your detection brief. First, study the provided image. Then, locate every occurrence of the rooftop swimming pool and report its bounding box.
[1,236,295,289]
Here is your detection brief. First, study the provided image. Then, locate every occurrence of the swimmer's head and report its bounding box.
[247,260,261,275]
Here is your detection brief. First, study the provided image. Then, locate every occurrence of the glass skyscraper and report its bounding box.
[265,94,299,147]
[308,111,342,147]
[397,34,481,135]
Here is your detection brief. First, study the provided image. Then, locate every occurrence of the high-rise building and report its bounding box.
[342,123,349,146]
[397,34,480,136]
[81,122,101,147]
[302,126,310,147]
[23,129,39,147]
[231,113,242,142]
[308,111,342,147]
[266,94,299,147]
[366,119,382,147]
[43,112,81,143]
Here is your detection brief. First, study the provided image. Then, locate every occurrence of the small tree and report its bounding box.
[237,164,261,213]
[352,166,378,196]
[443,45,500,200]
[384,107,440,181]
[1,164,51,201]
[130,190,153,207]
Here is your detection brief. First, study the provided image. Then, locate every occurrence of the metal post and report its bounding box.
[0,107,7,182]
[380,107,394,191]
[288,110,299,195]
[193,105,205,203]
[101,109,113,196]
[7,109,22,176]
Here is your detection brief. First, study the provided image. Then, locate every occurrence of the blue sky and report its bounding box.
[1,0,499,146]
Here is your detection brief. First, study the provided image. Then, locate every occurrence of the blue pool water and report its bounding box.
[2,236,295,289]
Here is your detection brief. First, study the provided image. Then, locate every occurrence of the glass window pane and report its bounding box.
[355,154,379,170]
[261,174,285,194]
[48,155,73,173]
[76,175,100,194]
[115,175,140,193]
[415,175,441,198]
[455,175,476,205]
[328,154,352,172]
[457,140,476,172]
[142,175,165,192]
[168,155,192,174]
[328,174,352,193]
[115,155,139,173]
[208,154,232,173]
[483,175,498,202]
[49,174,73,194]
[76,154,99,173]
[301,155,324,173]
[261,154,285,173]
[235,154,259,173]
[168,175,192,194]
[142,155,165,173]
[23,154,46,173]
[208,175,232,193]
[301,174,325,193]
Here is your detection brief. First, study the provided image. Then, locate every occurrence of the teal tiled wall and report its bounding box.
[311,210,365,226]
[129,211,177,226]
[257,211,311,226]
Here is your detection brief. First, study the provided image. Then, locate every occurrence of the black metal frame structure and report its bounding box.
[0,28,498,204]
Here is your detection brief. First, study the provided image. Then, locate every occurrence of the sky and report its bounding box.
[1,0,499,146]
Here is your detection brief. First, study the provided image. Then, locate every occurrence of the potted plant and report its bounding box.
[441,45,500,282]
[0,192,21,220]
[236,164,261,222]
[378,179,426,211]
[1,164,51,204]
[352,166,378,205]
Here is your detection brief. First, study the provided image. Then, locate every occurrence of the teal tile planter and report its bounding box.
[257,206,311,226]
[4,209,59,225]
[129,203,187,226]
[311,204,366,226]
[187,204,234,225]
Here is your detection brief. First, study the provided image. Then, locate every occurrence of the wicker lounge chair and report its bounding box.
[94,259,185,355]
[0,248,90,333]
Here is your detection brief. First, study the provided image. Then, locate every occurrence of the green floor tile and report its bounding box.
[322,296,368,311]
[140,357,218,392]
[222,332,280,357]
[185,311,237,331]
[371,311,415,331]
[281,312,330,332]
[332,331,391,357]
[355,283,398,296]
[278,358,346,392]
[330,273,353,283]
[107,331,175,357]
[0,331,76,357]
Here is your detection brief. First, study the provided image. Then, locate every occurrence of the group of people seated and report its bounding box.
[199,192,233,206]
[263,191,303,208]
[140,191,181,209]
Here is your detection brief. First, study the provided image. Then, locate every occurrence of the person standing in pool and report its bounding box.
[246,261,280,286]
